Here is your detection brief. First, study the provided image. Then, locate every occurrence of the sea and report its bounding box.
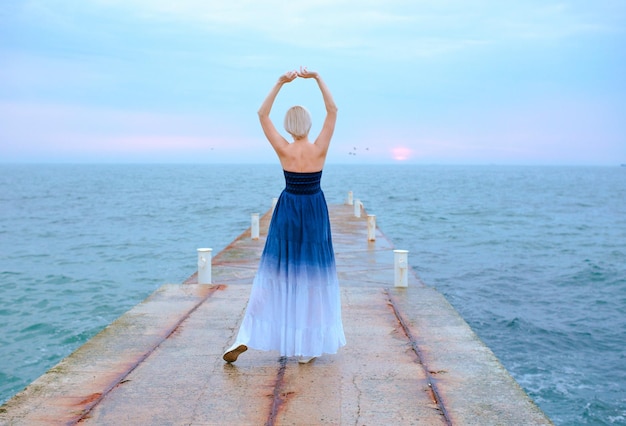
[1,163,625,425]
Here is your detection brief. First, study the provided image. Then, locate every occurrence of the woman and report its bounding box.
[223,67,346,364]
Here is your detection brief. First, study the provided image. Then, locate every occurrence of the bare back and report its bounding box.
[277,139,327,173]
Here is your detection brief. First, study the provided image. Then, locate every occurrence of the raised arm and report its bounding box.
[258,70,297,153]
[297,67,338,153]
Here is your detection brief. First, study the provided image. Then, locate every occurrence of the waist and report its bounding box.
[284,184,321,195]
[283,170,322,195]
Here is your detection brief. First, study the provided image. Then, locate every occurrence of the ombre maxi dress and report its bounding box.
[234,170,346,357]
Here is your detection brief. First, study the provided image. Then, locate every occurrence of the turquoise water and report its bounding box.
[1,164,625,424]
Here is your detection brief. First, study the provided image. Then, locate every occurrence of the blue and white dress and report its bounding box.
[234,170,346,357]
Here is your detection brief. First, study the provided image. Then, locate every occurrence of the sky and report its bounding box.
[1,0,625,165]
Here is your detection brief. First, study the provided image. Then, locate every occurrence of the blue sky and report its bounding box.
[1,1,624,164]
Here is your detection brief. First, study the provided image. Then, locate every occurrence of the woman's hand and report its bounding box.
[297,66,319,79]
[278,70,298,84]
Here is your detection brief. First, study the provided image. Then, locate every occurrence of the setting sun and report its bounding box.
[391,146,412,161]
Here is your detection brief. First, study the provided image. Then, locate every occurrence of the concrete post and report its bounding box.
[394,250,409,287]
[354,199,361,218]
[347,191,354,205]
[251,213,260,240]
[197,248,212,284]
[367,215,376,241]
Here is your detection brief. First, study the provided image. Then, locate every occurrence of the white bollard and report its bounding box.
[367,214,376,241]
[394,250,409,287]
[272,197,278,210]
[251,213,260,240]
[354,199,361,218]
[197,248,212,284]
[347,191,354,206]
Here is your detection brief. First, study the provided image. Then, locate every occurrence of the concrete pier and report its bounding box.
[0,204,552,425]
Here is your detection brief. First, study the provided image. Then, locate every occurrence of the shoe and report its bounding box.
[298,356,316,364]
[223,343,247,363]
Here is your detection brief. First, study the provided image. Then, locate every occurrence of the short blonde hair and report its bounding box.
[284,106,312,139]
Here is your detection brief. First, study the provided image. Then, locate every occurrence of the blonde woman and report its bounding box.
[223,67,346,364]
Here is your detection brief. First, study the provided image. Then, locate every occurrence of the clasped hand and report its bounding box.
[279,66,318,83]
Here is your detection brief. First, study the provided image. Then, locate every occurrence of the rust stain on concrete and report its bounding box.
[266,356,288,426]
[76,393,101,406]
[71,284,228,423]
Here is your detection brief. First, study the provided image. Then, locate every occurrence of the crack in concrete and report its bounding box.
[352,374,363,426]
[221,301,250,354]
[190,291,251,423]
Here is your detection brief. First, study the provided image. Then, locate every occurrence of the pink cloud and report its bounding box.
[0,101,273,162]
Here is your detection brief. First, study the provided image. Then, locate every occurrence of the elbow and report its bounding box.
[327,104,338,114]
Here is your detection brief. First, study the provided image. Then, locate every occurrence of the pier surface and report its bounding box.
[0,204,552,425]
